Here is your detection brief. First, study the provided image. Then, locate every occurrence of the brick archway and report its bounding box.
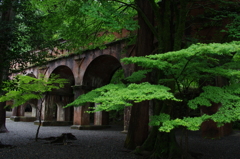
[10,73,38,122]
[72,55,122,129]
[41,65,75,126]
[9,40,131,129]
[83,55,122,88]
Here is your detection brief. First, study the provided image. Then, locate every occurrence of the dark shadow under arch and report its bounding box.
[82,55,123,126]
[83,55,122,88]
[44,65,75,122]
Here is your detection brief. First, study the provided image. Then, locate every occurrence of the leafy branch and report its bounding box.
[0,74,69,141]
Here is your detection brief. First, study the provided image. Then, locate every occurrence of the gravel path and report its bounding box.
[0,119,139,159]
[175,129,240,159]
[1,119,240,159]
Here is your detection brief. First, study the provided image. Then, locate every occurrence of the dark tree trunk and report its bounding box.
[0,67,10,133]
[35,99,44,141]
[124,0,154,149]
[0,0,14,133]
[137,100,191,158]
[0,65,8,132]
[124,101,150,149]
[0,66,10,133]
[125,0,190,156]
[0,102,7,133]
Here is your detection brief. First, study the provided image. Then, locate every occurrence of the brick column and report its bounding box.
[72,85,90,125]
[201,103,232,138]
[94,103,109,125]
[122,107,131,133]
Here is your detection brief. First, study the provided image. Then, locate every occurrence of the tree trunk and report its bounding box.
[0,67,10,133]
[0,0,14,133]
[137,100,190,158]
[35,99,44,141]
[124,0,154,149]
[143,1,190,158]
[124,101,150,149]
[0,102,7,133]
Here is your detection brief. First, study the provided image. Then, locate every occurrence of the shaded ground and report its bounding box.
[175,129,240,159]
[0,119,138,159]
[1,118,240,159]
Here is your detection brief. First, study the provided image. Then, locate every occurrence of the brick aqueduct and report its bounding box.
[10,39,132,132]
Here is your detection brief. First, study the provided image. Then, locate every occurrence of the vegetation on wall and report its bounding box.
[29,0,138,52]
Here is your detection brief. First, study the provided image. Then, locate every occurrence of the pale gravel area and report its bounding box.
[1,118,240,159]
[0,119,140,159]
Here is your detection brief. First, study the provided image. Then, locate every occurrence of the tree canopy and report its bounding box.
[0,74,69,140]
[0,0,65,133]
[65,41,240,131]
[29,0,138,51]
[0,74,69,107]
[0,0,60,72]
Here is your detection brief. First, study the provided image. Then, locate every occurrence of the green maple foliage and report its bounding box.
[66,41,240,132]
[29,0,138,51]
[0,74,69,107]
[0,74,69,141]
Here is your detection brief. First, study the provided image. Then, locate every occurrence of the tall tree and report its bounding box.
[0,0,60,132]
[0,0,14,132]
[123,0,154,149]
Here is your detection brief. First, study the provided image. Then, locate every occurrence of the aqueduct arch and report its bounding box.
[41,65,75,125]
[72,55,123,129]
[83,55,121,87]
[9,40,131,130]
[11,73,38,122]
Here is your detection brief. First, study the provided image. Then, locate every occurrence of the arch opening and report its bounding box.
[81,55,123,126]
[83,55,122,88]
[9,73,38,121]
[44,65,75,124]
[24,104,32,117]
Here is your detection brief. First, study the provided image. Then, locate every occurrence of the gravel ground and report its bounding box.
[1,119,240,159]
[175,129,240,159]
[0,119,139,159]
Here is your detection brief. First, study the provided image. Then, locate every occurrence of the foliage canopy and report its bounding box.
[29,0,138,51]
[66,41,240,132]
[0,74,69,108]
[0,0,61,73]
